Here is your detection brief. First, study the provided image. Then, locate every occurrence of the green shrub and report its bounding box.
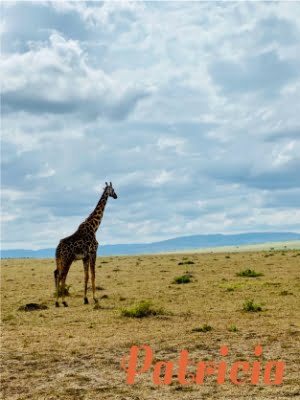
[226,286,235,292]
[236,269,263,278]
[242,299,262,312]
[173,274,192,284]
[178,260,195,265]
[121,301,164,318]
[228,324,238,332]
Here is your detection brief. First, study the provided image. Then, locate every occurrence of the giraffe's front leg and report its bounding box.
[90,253,98,304]
[83,257,90,304]
[60,261,72,307]
[61,274,69,307]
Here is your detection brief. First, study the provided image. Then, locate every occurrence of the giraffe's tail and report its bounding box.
[54,268,59,288]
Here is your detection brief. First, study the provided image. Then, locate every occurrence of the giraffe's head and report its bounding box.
[105,182,118,199]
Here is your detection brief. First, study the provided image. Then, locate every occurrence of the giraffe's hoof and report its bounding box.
[55,301,60,308]
[94,298,99,304]
[84,297,89,305]
[62,301,68,307]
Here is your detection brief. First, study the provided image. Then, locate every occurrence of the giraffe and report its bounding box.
[54,182,117,307]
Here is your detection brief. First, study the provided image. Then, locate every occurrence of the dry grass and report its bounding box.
[1,250,300,399]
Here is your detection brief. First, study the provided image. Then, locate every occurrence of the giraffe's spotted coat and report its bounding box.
[54,182,117,307]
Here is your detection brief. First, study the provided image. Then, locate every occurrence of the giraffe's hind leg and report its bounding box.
[54,256,63,307]
[90,252,98,304]
[83,256,90,304]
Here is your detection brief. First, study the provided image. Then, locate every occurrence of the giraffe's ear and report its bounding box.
[105,182,108,186]
[110,181,112,186]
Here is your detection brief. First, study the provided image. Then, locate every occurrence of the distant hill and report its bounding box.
[1,232,300,258]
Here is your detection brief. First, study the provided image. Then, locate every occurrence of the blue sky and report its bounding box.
[1,1,300,250]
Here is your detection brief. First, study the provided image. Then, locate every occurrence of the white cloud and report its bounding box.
[150,170,174,187]
[1,1,300,250]
[271,141,297,167]
[1,32,151,119]
[51,0,143,28]
[1,213,18,223]
[1,189,24,202]
[25,163,56,180]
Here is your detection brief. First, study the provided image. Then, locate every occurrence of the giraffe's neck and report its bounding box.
[84,190,109,232]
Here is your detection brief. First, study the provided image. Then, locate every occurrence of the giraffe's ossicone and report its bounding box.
[54,182,117,307]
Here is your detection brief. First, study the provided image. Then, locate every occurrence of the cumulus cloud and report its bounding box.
[51,0,143,28]
[1,1,300,250]
[1,32,151,119]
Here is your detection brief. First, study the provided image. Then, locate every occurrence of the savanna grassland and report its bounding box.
[1,249,300,399]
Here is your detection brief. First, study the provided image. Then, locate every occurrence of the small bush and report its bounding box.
[228,324,238,332]
[121,301,164,318]
[192,324,213,333]
[226,286,235,292]
[236,269,263,278]
[242,299,262,312]
[173,274,192,284]
[178,260,195,265]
